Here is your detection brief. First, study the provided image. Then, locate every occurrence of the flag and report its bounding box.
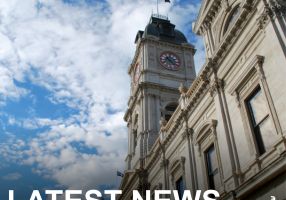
[117,171,124,177]
[165,0,170,2]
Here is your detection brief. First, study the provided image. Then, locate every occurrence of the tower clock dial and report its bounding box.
[159,51,181,70]
[133,63,141,84]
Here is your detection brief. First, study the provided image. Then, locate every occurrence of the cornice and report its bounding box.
[258,0,274,30]
[268,0,286,17]
[228,55,264,95]
[124,82,181,122]
[146,140,161,170]
[194,0,222,35]
[257,0,286,29]
[141,70,195,84]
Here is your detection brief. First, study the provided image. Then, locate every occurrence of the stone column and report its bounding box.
[182,120,197,197]
[160,145,169,190]
[260,0,286,57]
[255,56,283,135]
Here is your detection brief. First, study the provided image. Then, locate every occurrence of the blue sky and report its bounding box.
[0,0,204,199]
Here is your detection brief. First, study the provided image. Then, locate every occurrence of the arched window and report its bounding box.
[164,103,178,121]
[133,115,138,153]
[223,5,241,35]
[193,120,223,191]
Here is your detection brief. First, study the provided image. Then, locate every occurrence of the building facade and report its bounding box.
[120,0,286,199]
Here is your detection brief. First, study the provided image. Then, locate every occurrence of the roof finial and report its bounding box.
[179,83,188,94]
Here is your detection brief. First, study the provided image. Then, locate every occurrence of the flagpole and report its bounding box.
[157,0,159,15]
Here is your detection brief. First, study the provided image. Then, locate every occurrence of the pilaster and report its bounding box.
[210,64,240,190]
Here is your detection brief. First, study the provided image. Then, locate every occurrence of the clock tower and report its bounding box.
[124,15,196,170]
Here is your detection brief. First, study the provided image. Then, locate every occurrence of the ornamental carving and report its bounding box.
[182,128,194,140]
[160,159,169,168]
[270,0,286,16]
[209,79,225,97]
[257,1,273,30]
[258,0,286,30]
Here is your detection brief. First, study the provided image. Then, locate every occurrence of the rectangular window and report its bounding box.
[133,130,137,153]
[205,145,219,190]
[175,177,184,200]
[246,87,276,155]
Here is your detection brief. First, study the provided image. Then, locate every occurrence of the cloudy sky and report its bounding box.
[0,0,204,199]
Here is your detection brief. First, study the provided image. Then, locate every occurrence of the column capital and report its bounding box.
[255,56,266,80]
[182,128,194,140]
[160,159,169,168]
[209,79,225,97]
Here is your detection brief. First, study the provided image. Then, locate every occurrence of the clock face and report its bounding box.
[133,63,141,84]
[159,52,181,70]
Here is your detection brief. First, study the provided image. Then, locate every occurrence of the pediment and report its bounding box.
[202,0,210,12]
[194,0,221,34]
[195,0,210,27]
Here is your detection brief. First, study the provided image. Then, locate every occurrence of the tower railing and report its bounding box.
[152,13,168,20]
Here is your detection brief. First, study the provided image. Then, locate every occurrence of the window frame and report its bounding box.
[245,86,269,154]
[240,83,277,156]
[230,55,281,158]
[194,120,223,192]
[204,144,219,190]
[223,5,241,35]
[175,176,184,200]
[170,157,186,194]
[133,129,138,153]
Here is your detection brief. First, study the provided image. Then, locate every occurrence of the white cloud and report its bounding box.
[193,38,206,73]
[0,0,204,190]
[2,172,22,181]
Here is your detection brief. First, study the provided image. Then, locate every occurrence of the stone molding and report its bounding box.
[193,119,218,145]
[258,1,273,30]
[269,0,286,16]
[194,0,222,35]
[209,78,225,97]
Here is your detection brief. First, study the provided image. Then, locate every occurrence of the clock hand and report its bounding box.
[166,57,176,65]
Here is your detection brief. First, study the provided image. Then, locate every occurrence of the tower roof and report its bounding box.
[135,15,188,44]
